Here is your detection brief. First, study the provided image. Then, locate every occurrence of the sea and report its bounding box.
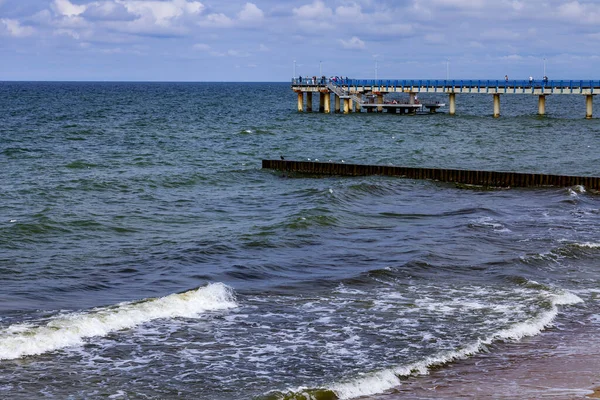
[1,81,599,399]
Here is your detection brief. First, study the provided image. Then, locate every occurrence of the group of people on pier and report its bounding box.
[293,76,350,85]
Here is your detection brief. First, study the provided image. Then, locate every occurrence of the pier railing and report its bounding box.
[292,78,600,93]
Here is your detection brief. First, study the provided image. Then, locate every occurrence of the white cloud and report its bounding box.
[193,43,211,51]
[557,1,600,24]
[52,0,87,17]
[83,1,134,21]
[1,18,35,37]
[293,1,333,19]
[258,43,269,51]
[339,36,365,49]
[431,0,485,9]
[237,2,264,22]
[335,3,362,19]
[227,49,249,57]
[121,0,204,27]
[54,28,80,39]
[199,13,234,28]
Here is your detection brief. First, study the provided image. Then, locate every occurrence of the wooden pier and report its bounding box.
[263,159,600,190]
[293,79,600,118]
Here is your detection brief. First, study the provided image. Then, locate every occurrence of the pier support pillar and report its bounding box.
[538,95,546,115]
[335,95,341,113]
[586,95,593,119]
[449,93,456,115]
[306,92,313,112]
[377,95,384,113]
[409,92,416,104]
[319,93,325,113]
[297,92,303,112]
[493,94,501,118]
[354,94,361,112]
[324,93,331,113]
[343,98,351,114]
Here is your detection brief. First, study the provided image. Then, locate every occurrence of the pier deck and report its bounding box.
[293,79,599,118]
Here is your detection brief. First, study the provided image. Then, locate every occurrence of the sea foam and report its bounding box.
[0,283,237,360]
[329,289,583,399]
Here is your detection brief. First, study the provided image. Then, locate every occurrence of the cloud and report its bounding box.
[557,1,600,24]
[293,1,333,19]
[52,0,87,17]
[237,2,264,22]
[1,18,35,37]
[199,13,234,28]
[121,0,204,27]
[339,36,365,49]
[83,2,135,21]
[431,0,485,9]
[193,42,211,51]
[335,3,362,19]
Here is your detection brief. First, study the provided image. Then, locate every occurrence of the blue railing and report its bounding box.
[291,78,600,89]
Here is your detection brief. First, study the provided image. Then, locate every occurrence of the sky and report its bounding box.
[1,0,599,81]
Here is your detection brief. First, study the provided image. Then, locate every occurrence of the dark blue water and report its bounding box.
[1,82,599,399]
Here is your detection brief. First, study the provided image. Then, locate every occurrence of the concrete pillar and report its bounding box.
[335,95,341,113]
[343,98,350,114]
[586,95,593,119]
[409,92,416,105]
[319,93,325,113]
[324,93,331,114]
[538,95,546,115]
[306,92,313,112]
[297,92,303,112]
[449,93,456,115]
[493,94,500,118]
[354,94,361,112]
[377,95,384,113]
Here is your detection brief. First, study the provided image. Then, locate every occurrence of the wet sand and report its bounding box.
[371,316,600,399]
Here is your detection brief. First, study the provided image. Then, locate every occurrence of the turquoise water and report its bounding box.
[1,82,599,399]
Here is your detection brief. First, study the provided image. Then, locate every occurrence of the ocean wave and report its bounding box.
[520,241,600,264]
[0,283,237,360]
[268,288,582,400]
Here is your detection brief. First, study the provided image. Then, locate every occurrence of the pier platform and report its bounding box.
[293,79,600,118]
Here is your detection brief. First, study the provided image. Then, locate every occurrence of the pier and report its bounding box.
[293,79,600,118]
[263,159,600,191]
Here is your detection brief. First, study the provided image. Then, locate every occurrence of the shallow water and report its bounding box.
[1,82,599,399]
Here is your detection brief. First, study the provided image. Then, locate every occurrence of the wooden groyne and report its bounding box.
[262,159,600,190]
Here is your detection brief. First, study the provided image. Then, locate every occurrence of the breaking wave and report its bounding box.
[267,288,582,400]
[0,283,237,360]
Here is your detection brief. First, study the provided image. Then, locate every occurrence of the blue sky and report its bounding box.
[1,0,599,81]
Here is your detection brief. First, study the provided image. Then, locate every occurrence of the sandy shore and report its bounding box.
[367,315,600,399]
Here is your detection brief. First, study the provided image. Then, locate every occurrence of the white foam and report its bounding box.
[573,242,600,249]
[328,289,583,400]
[0,283,237,360]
